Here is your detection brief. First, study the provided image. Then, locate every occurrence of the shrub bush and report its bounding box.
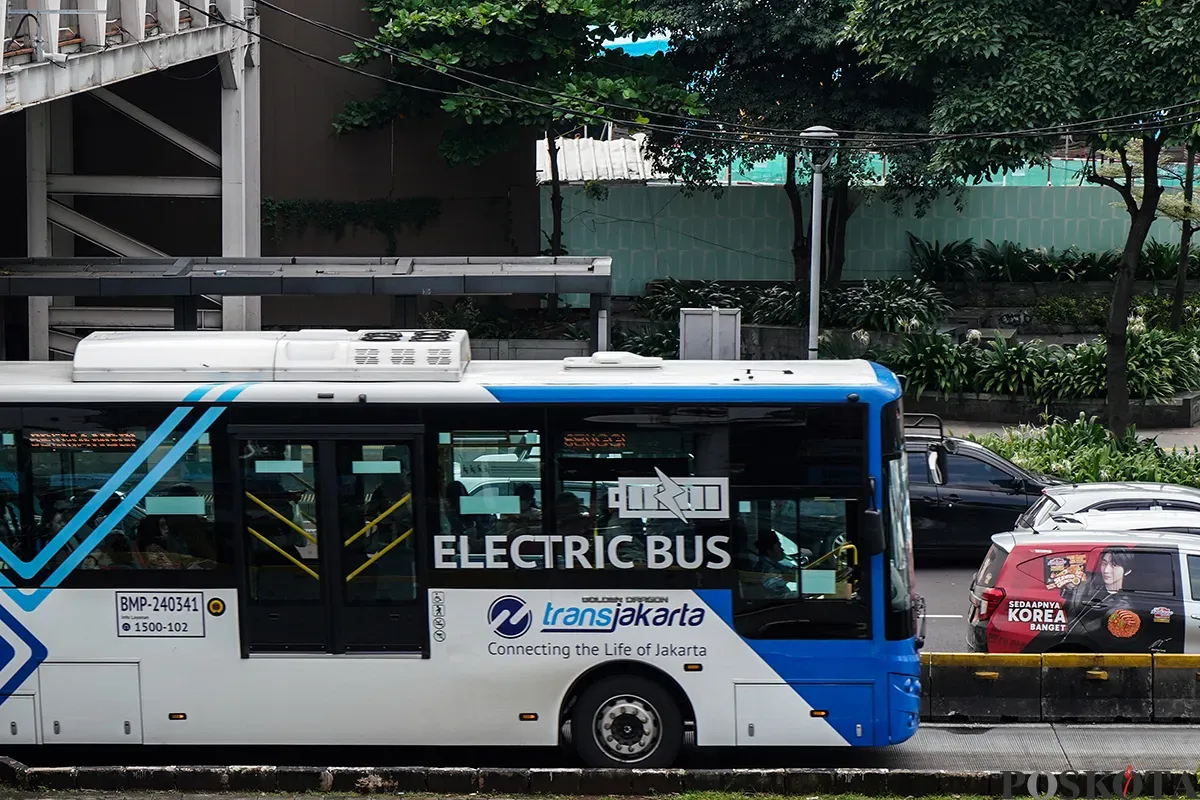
[907,236,1197,283]
[970,415,1200,486]
[975,337,1049,397]
[634,277,951,333]
[1032,293,1200,330]
[878,333,982,398]
[418,297,589,340]
[878,329,1200,402]
[611,325,680,358]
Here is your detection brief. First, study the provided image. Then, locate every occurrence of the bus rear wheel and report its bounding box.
[571,675,683,768]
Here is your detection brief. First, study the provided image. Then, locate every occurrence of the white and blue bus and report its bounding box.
[0,329,919,767]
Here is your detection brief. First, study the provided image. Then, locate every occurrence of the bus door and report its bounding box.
[230,426,427,656]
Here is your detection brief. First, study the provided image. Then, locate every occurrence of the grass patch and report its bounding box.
[679,794,988,800]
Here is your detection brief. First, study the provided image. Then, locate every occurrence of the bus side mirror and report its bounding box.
[863,509,885,555]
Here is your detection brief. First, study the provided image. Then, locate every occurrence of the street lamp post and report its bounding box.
[799,125,839,360]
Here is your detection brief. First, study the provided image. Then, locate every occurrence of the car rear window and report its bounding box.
[1021,494,1060,527]
[975,544,1007,588]
[1016,547,1178,595]
[1016,551,1090,588]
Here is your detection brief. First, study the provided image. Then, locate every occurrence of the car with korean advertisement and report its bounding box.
[966,530,1197,653]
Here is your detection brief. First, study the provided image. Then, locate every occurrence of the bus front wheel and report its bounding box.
[571,675,683,768]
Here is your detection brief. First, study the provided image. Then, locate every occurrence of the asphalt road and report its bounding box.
[915,560,980,652]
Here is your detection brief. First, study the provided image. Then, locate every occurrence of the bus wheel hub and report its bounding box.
[594,695,660,760]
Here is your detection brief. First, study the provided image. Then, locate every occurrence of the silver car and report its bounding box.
[1018,482,1200,530]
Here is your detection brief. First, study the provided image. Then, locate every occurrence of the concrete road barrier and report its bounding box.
[927,652,1041,722]
[919,652,1200,722]
[919,651,931,720]
[1152,653,1200,722]
[1040,653,1153,722]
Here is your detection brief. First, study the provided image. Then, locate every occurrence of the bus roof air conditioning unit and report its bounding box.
[70,330,472,383]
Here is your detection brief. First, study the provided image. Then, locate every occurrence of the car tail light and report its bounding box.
[978,587,1006,621]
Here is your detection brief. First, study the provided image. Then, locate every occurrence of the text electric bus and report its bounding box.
[0,329,919,767]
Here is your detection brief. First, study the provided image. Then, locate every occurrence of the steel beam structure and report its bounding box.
[0,257,615,296]
[46,174,222,196]
[91,88,221,167]
[218,18,260,332]
[25,104,50,358]
[2,23,241,114]
[16,3,254,359]
[50,305,222,329]
[46,200,167,257]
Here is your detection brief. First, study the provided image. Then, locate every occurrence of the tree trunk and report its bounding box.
[1172,143,1197,330]
[826,181,854,288]
[547,133,564,256]
[783,151,809,283]
[1107,137,1165,434]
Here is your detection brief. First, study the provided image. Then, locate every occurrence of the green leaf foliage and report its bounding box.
[845,0,1200,183]
[845,0,1200,429]
[632,277,951,331]
[970,414,1200,487]
[876,328,1200,403]
[335,0,703,166]
[638,0,963,270]
[260,196,440,256]
[906,236,1199,284]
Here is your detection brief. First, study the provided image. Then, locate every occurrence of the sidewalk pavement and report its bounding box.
[942,420,1200,451]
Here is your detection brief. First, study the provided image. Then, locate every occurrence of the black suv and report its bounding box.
[903,415,1061,561]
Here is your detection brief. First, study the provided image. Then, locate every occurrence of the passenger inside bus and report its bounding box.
[554,491,590,536]
[500,482,541,535]
[134,483,216,569]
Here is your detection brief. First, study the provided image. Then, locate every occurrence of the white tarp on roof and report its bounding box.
[535,133,667,184]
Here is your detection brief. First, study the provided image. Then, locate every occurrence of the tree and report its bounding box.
[1099,138,1200,330]
[1165,142,1198,330]
[334,0,703,255]
[846,0,1200,432]
[639,0,960,286]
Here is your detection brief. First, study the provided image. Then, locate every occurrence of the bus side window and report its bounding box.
[553,411,727,572]
[728,405,871,640]
[23,406,224,575]
[0,424,20,563]
[437,430,545,567]
[735,498,856,602]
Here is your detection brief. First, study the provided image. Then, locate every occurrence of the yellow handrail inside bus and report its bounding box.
[247,526,319,580]
[805,543,858,570]
[346,527,413,582]
[244,492,318,545]
[345,493,411,546]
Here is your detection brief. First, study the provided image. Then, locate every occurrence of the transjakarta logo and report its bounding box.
[488,595,533,639]
[487,595,706,638]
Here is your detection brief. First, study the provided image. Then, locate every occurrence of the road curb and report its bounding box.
[11,761,1192,795]
[9,762,1200,796]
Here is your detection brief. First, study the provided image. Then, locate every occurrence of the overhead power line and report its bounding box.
[253,0,1200,147]
[176,0,1200,154]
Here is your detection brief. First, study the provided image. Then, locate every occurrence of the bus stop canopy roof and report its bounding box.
[0,257,613,297]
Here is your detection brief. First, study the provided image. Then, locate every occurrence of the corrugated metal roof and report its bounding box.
[535,134,667,184]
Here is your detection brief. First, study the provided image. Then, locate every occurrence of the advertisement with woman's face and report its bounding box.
[995,545,1184,653]
[1058,546,1182,651]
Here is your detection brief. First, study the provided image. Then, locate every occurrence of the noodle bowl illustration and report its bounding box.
[1107,609,1140,638]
